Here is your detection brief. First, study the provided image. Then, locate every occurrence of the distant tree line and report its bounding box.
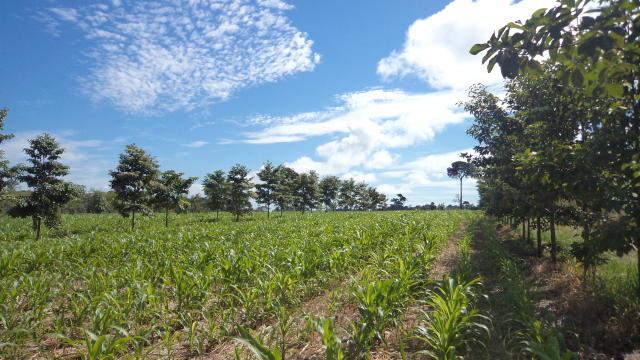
[0,108,473,236]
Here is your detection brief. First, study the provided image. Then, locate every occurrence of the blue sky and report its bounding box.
[0,0,554,205]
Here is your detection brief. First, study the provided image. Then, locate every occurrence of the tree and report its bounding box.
[86,191,110,214]
[338,178,357,210]
[203,170,227,220]
[471,0,640,291]
[189,194,207,213]
[154,170,197,227]
[274,166,298,216]
[256,161,278,217]
[319,176,340,211]
[8,134,80,239]
[0,108,17,195]
[447,160,475,209]
[109,144,159,230]
[354,182,369,210]
[390,194,407,210]
[366,187,387,211]
[294,171,319,214]
[227,164,253,221]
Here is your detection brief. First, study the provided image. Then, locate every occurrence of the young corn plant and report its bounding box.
[415,276,490,360]
[309,316,345,360]
[233,326,283,360]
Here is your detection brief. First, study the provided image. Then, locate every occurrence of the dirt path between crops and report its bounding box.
[197,222,469,360]
[365,222,468,360]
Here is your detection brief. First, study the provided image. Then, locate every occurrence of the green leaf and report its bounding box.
[470,43,490,55]
[607,83,624,97]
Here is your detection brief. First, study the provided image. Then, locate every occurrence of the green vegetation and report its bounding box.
[0,210,475,359]
[467,0,640,294]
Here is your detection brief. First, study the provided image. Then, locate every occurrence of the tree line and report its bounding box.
[465,0,639,292]
[0,122,402,236]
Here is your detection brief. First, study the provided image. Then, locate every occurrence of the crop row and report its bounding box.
[0,211,474,359]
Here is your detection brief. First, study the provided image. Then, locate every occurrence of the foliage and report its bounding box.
[8,133,80,239]
[319,176,340,211]
[256,161,278,217]
[390,193,407,210]
[469,0,640,291]
[0,108,17,195]
[226,164,254,221]
[0,210,475,359]
[294,170,318,214]
[153,170,197,227]
[415,276,489,360]
[109,144,159,230]
[202,170,227,219]
[273,165,298,215]
[447,160,476,210]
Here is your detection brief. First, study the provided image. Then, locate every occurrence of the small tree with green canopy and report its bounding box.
[8,133,80,239]
[447,161,475,209]
[390,193,407,210]
[109,144,159,230]
[294,170,319,214]
[256,161,278,217]
[274,165,298,216]
[319,175,340,211]
[367,187,387,211]
[154,170,197,227]
[86,191,110,214]
[338,178,357,210]
[203,170,227,220]
[227,164,253,221]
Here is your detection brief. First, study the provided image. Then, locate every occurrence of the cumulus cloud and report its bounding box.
[340,171,377,184]
[243,88,467,173]
[45,0,320,113]
[377,0,557,89]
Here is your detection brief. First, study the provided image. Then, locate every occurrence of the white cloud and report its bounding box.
[47,0,320,113]
[404,149,472,177]
[181,140,209,148]
[189,183,204,196]
[49,8,78,22]
[340,171,377,184]
[377,0,557,89]
[285,156,327,174]
[190,121,215,130]
[243,88,467,173]
[365,150,396,169]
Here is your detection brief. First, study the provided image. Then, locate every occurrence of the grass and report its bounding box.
[0,210,478,359]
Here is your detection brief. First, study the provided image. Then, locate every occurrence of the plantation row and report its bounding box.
[0,210,477,359]
[462,0,639,294]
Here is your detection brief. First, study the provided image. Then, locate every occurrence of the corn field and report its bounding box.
[0,211,479,359]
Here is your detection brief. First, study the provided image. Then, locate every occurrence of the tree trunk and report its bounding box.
[527,218,531,246]
[536,217,542,257]
[459,178,463,209]
[637,239,640,297]
[550,212,557,264]
[36,217,41,240]
[267,204,270,218]
[216,209,219,221]
[132,210,135,231]
[522,218,526,242]
[165,208,169,228]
